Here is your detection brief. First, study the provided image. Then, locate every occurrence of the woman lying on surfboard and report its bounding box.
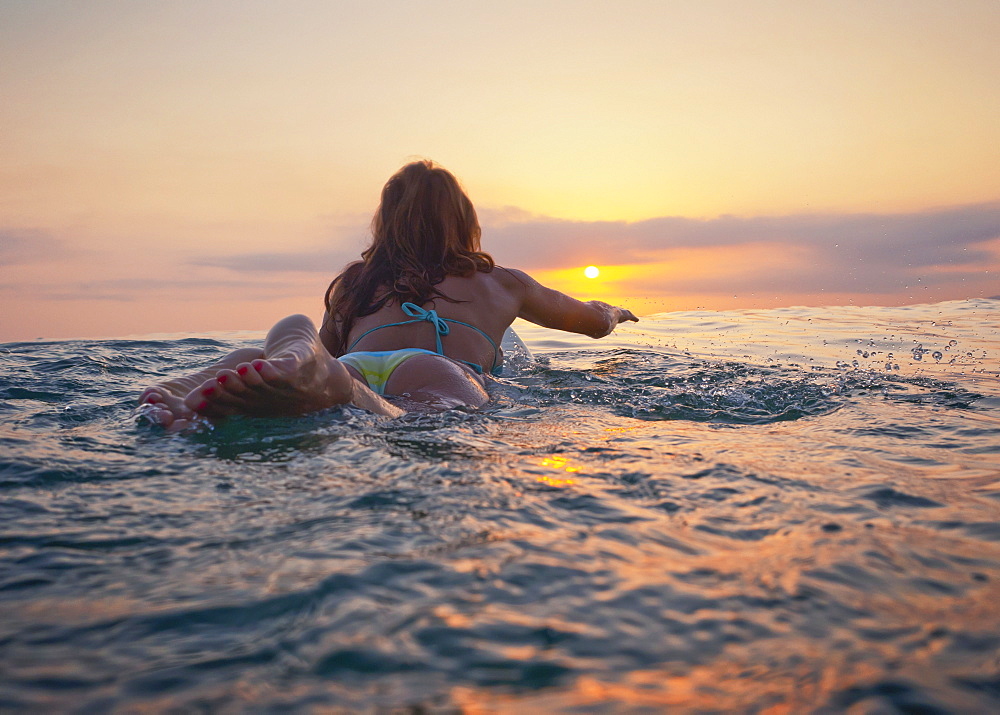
[138,161,638,429]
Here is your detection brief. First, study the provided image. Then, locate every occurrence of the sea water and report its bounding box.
[1,299,998,712]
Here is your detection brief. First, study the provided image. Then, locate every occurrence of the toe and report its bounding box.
[134,402,174,427]
[214,369,245,392]
[208,375,260,412]
[188,376,263,418]
[251,358,285,383]
[139,387,163,404]
[235,362,266,387]
[185,378,221,414]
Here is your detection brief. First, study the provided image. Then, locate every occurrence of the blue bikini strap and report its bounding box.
[442,316,500,371]
[345,302,501,373]
[344,312,432,354]
[399,303,449,354]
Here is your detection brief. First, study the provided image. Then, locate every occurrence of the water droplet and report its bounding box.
[932,351,943,362]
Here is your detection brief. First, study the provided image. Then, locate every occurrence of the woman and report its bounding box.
[138,161,637,429]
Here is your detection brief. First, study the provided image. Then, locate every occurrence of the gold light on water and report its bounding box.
[540,456,579,473]
[533,456,580,487]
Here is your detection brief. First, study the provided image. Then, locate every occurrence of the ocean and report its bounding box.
[1,299,998,712]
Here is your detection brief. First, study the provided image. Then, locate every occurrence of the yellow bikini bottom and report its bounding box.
[338,348,439,395]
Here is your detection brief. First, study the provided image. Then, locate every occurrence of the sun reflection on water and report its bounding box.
[539,456,580,473]
[534,455,580,487]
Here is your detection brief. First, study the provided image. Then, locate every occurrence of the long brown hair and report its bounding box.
[324,161,494,354]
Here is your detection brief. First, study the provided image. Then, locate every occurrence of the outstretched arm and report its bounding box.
[507,268,638,338]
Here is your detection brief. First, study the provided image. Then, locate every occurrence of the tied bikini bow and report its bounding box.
[400,302,449,354]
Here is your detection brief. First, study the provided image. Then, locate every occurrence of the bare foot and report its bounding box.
[183,355,350,418]
[183,315,404,419]
[135,386,202,431]
[136,346,265,430]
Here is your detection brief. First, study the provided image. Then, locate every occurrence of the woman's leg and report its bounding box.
[138,315,403,429]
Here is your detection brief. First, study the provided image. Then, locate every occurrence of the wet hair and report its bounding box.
[323,160,494,354]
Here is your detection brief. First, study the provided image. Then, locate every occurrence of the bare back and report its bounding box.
[321,267,633,372]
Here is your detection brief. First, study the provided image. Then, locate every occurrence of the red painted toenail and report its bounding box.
[237,365,249,375]
[252,360,264,371]
[217,374,228,385]
[203,386,215,396]
[196,400,208,411]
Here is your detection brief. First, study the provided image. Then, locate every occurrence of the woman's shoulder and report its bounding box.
[488,266,533,291]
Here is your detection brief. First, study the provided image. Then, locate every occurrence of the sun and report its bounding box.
[584,265,600,279]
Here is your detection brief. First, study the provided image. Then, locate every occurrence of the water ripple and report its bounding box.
[1,300,999,710]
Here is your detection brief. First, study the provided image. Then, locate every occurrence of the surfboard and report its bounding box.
[500,327,533,374]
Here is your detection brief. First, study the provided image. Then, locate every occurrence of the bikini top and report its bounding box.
[345,302,503,376]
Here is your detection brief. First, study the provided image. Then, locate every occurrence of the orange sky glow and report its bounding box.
[2,0,998,341]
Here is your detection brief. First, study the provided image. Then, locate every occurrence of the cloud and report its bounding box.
[0,229,72,265]
[481,202,1000,272]
[3,276,315,303]
[188,248,358,274]
[480,203,1000,299]
[143,202,1000,304]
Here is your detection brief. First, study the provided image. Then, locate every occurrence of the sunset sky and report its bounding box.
[2,0,998,341]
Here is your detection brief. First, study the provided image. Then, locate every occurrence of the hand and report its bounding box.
[618,308,639,323]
